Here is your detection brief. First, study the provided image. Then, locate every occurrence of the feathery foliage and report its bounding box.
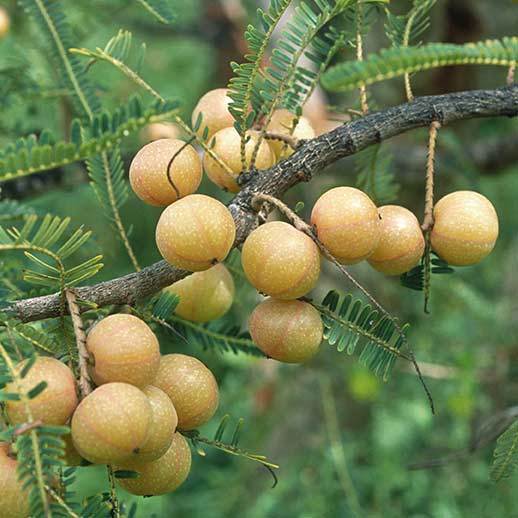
[136,0,177,25]
[385,0,436,48]
[0,214,103,290]
[355,143,399,204]
[182,414,279,486]
[314,290,410,380]
[323,37,518,91]
[0,96,180,182]
[400,253,454,292]
[491,420,518,481]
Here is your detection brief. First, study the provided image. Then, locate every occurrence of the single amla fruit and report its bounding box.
[136,386,178,462]
[156,194,236,271]
[191,88,234,140]
[117,432,191,496]
[249,299,323,363]
[71,383,152,464]
[266,109,315,159]
[0,8,10,39]
[241,221,321,299]
[164,263,235,322]
[153,354,219,430]
[311,186,381,264]
[0,443,30,518]
[129,138,202,206]
[203,127,275,192]
[86,313,161,388]
[431,190,499,266]
[368,205,425,275]
[5,356,78,426]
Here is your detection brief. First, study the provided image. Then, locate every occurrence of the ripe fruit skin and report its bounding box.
[87,314,160,388]
[136,386,178,462]
[117,432,191,496]
[129,139,202,206]
[165,264,235,322]
[241,221,321,299]
[368,205,425,275]
[156,194,236,272]
[140,122,181,143]
[71,383,152,465]
[431,190,499,266]
[311,187,381,264]
[266,109,315,159]
[5,357,78,426]
[192,88,234,140]
[203,127,275,192]
[249,299,323,363]
[153,354,219,431]
[0,8,10,39]
[0,443,30,518]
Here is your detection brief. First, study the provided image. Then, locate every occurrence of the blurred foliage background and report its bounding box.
[1,0,518,516]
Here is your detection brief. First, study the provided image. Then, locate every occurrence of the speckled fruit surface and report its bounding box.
[153,354,219,431]
[86,314,161,388]
[431,190,499,266]
[129,139,202,206]
[117,432,191,496]
[203,127,275,192]
[71,383,152,465]
[0,444,30,518]
[165,264,235,322]
[155,194,236,271]
[5,357,78,426]
[249,299,323,363]
[368,205,425,275]
[136,386,178,462]
[311,187,381,264]
[241,221,320,299]
[191,88,234,140]
[266,109,315,159]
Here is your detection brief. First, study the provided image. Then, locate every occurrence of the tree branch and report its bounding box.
[7,85,518,323]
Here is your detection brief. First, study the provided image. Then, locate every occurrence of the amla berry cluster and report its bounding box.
[2,314,220,500]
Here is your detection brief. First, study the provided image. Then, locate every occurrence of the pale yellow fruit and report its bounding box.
[249,299,323,363]
[136,386,178,462]
[241,221,320,299]
[153,354,219,431]
[192,88,234,140]
[266,109,315,159]
[5,357,78,426]
[156,194,236,272]
[87,314,161,388]
[117,432,191,496]
[311,187,381,264]
[129,139,202,206]
[71,383,152,464]
[165,264,235,322]
[203,127,275,192]
[0,443,30,518]
[431,190,499,266]
[0,8,10,39]
[140,122,181,143]
[368,205,425,275]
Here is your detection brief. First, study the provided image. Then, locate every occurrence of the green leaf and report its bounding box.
[491,420,518,481]
[323,37,518,92]
[28,380,48,399]
[136,0,176,24]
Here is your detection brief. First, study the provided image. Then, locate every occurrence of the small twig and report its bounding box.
[356,4,369,114]
[166,137,196,199]
[252,193,435,414]
[45,484,81,518]
[319,375,362,517]
[13,419,43,437]
[507,64,516,86]
[107,465,121,518]
[421,121,441,231]
[64,289,92,399]
[263,132,300,150]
